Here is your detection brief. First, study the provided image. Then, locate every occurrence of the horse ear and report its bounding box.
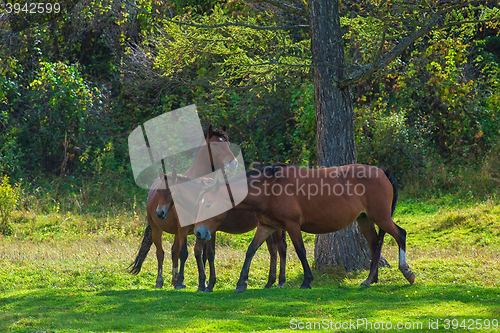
[222,125,227,132]
[207,125,213,138]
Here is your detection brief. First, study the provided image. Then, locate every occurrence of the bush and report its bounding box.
[0,175,19,234]
[354,102,427,181]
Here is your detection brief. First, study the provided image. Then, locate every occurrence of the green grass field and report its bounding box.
[1,196,500,332]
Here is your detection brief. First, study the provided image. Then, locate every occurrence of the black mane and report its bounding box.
[211,128,229,140]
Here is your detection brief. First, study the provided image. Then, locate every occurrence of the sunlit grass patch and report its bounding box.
[1,196,500,332]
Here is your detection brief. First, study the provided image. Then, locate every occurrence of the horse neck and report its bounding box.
[184,141,213,179]
[174,179,204,207]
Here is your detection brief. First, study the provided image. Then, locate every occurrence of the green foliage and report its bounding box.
[392,32,500,161]
[18,61,105,173]
[0,176,19,235]
[196,80,316,166]
[355,103,426,179]
[154,3,310,87]
[353,29,500,187]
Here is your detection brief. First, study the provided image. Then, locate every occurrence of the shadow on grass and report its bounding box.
[1,283,499,332]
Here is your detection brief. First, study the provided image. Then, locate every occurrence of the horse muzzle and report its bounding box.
[194,225,211,241]
[225,159,238,172]
[156,205,168,219]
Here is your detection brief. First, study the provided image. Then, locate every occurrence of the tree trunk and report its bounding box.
[308,0,386,272]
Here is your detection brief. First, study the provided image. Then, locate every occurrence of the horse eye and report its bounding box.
[205,203,212,209]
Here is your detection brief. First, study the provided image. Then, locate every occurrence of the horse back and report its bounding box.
[269,165,393,233]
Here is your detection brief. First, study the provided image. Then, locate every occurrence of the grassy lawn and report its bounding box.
[1,196,499,332]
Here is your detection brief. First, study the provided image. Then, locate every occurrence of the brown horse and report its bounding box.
[129,127,287,292]
[194,164,415,293]
[162,169,287,292]
[129,126,237,289]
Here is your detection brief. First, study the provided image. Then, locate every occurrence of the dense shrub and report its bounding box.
[0,176,19,234]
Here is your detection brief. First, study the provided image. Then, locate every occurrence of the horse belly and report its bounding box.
[299,201,360,234]
[218,210,258,234]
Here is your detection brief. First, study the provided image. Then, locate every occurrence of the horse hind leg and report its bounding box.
[276,229,287,288]
[394,225,415,284]
[264,232,278,289]
[357,214,385,287]
[380,220,415,285]
[286,222,313,289]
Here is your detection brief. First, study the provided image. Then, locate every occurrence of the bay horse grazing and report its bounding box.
[129,126,237,289]
[194,164,415,293]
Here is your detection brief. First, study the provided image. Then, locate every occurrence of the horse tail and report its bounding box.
[382,168,398,217]
[128,223,153,275]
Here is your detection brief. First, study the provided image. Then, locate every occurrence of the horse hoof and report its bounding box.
[406,272,416,285]
[204,288,213,293]
[277,284,284,289]
[235,285,247,293]
[264,283,272,289]
[300,285,311,289]
[360,279,371,287]
[155,284,163,289]
[175,284,186,290]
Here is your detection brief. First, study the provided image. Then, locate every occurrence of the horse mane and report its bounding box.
[191,127,229,161]
[210,128,229,140]
[167,173,214,186]
[196,179,219,203]
[246,162,289,178]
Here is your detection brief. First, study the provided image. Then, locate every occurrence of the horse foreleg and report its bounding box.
[236,223,276,293]
[174,227,188,289]
[150,222,164,289]
[276,229,287,288]
[171,234,180,286]
[205,234,217,292]
[194,238,207,291]
[264,233,278,289]
[286,223,313,289]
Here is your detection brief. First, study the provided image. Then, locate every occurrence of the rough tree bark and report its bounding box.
[308,0,387,272]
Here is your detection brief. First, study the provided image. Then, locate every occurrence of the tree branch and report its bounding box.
[340,14,441,88]
[169,74,296,90]
[437,17,500,30]
[122,0,309,30]
[245,0,308,18]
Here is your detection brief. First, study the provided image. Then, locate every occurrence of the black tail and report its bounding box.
[382,168,398,217]
[128,224,153,275]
